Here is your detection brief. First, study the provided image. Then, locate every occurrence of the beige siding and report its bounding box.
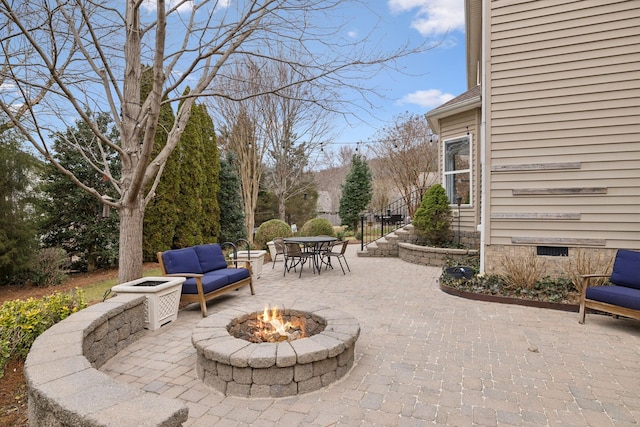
[485,0,640,249]
[438,110,482,233]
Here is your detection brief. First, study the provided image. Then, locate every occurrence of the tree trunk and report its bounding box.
[87,244,97,273]
[118,196,145,283]
[278,194,286,221]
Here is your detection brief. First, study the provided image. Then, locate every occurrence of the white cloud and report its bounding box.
[388,0,464,36]
[347,30,358,38]
[142,0,195,14]
[398,89,454,108]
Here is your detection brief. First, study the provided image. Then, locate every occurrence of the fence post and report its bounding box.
[360,215,365,251]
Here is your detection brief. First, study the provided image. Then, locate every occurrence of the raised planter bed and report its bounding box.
[439,282,580,312]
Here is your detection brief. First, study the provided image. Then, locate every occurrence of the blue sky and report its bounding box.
[334,0,466,146]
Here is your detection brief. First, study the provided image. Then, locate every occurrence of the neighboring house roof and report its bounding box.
[425,85,481,133]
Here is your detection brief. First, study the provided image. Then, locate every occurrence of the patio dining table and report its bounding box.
[283,236,337,275]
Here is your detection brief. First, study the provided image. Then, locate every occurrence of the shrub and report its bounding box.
[300,218,335,237]
[254,219,293,250]
[561,248,613,292]
[499,248,546,291]
[412,184,452,246]
[0,289,87,377]
[30,247,69,287]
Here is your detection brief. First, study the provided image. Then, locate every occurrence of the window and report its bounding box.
[443,137,471,205]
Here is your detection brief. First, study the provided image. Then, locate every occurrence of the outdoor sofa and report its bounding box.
[158,243,254,317]
[579,249,640,324]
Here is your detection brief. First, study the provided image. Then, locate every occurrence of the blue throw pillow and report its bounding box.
[195,244,228,273]
[610,249,640,290]
[161,247,202,274]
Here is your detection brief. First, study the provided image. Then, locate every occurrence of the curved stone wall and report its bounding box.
[24,294,188,426]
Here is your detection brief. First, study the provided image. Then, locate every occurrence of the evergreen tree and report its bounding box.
[197,104,221,243]
[173,88,205,247]
[0,130,41,281]
[142,66,180,261]
[39,114,120,272]
[218,152,246,243]
[412,184,452,246]
[339,154,373,232]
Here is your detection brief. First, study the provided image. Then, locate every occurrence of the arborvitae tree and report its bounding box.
[173,88,204,247]
[142,66,180,261]
[339,154,373,232]
[39,113,120,272]
[0,131,41,281]
[412,184,452,246]
[197,104,221,243]
[218,152,246,244]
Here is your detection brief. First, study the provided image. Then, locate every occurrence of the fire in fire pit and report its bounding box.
[227,305,325,343]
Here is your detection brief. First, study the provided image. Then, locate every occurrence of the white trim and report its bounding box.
[442,134,473,207]
[479,0,487,275]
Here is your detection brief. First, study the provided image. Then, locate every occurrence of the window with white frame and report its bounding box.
[443,136,471,205]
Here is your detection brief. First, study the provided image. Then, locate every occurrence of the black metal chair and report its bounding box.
[283,242,313,277]
[321,241,350,274]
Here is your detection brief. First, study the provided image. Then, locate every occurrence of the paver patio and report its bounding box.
[101,245,640,426]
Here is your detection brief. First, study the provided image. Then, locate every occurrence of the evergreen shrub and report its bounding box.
[0,289,87,377]
[412,184,452,246]
[254,219,293,250]
[300,218,335,237]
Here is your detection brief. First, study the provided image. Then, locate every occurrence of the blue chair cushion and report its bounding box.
[586,285,640,311]
[181,274,230,295]
[207,268,250,284]
[610,249,640,290]
[161,247,202,275]
[195,244,228,273]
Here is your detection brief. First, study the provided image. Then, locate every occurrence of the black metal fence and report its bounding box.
[359,189,425,250]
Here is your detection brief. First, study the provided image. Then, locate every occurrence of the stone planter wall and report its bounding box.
[398,242,479,267]
[25,294,188,426]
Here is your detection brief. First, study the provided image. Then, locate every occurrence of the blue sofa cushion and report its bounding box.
[586,285,640,311]
[195,244,228,273]
[207,268,250,284]
[161,247,202,275]
[181,274,229,295]
[610,249,640,290]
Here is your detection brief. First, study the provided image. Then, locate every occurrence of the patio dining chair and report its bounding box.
[321,240,350,274]
[271,238,286,268]
[283,242,314,277]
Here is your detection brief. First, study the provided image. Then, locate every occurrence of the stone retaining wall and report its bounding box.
[398,242,479,267]
[24,294,188,426]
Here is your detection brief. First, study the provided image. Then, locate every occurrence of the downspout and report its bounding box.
[479,0,488,274]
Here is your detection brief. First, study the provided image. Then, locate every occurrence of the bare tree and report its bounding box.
[214,50,331,231]
[370,112,438,216]
[0,0,433,282]
[217,105,264,244]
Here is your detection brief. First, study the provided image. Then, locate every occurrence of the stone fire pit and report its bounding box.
[191,303,360,397]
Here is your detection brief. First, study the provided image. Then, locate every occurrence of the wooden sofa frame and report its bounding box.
[578,273,640,324]
[157,250,254,317]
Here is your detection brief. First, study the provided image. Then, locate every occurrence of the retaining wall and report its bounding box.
[24,294,188,426]
[398,242,479,267]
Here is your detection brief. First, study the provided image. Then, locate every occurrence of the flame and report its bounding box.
[251,305,306,342]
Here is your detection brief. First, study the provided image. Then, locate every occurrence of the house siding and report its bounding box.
[484,0,640,256]
[438,110,482,238]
